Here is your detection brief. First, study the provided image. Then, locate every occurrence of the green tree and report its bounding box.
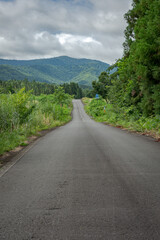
[103,0,160,117]
[123,0,160,115]
[92,71,111,98]
[54,86,72,106]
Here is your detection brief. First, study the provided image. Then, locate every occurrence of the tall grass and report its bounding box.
[83,97,160,139]
[0,88,72,155]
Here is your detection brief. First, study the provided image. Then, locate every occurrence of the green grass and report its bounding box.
[83,97,160,139]
[0,90,73,155]
[0,118,71,155]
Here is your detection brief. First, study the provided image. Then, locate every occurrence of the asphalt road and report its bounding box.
[0,99,160,240]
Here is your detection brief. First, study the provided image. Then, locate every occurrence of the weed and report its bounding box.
[0,89,72,155]
[83,97,160,139]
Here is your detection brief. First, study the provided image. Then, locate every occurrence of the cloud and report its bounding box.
[0,0,132,64]
[56,33,101,46]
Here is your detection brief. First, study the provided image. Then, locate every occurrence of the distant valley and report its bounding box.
[0,56,109,86]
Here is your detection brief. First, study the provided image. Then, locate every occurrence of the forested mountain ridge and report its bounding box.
[0,56,109,86]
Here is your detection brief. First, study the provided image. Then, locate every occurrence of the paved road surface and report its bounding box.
[0,100,160,240]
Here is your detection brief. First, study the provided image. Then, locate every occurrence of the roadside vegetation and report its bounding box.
[83,97,160,139]
[0,0,159,157]
[84,0,160,139]
[0,86,72,155]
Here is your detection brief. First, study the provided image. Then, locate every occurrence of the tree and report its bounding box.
[92,71,111,98]
[108,0,160,116]
[92,0,160,117]
[54,86,71,106]
[124,0,160,115]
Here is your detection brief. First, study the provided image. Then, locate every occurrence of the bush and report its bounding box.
[0,88,73,155]
[83,97,160,138]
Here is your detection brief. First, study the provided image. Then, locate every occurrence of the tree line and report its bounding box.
[0,79,83,99]
[92,0,160,118]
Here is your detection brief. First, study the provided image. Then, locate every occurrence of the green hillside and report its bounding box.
[0,56,109,86]
[0,65,27,81]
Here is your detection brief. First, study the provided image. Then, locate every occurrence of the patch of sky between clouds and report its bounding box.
[0,0,14,2]
[50,0,93,9]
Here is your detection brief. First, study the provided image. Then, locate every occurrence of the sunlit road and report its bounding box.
[0,99,160,240]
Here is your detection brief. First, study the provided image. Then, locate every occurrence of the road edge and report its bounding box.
[0,109,74,177]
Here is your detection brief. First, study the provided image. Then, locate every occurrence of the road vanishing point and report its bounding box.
[0,100,160,240]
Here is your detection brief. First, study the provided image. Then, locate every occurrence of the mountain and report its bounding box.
[0,56,109,86]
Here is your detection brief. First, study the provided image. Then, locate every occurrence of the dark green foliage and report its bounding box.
[0,79,56,95]
[0,56,109,86]
[92,71,111,99]
[0,79,83,98]
[62,82,83,99]
[122,0,160,116]
[93,0,160,118]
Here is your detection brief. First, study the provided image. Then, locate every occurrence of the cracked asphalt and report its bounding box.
[0,99,160,240]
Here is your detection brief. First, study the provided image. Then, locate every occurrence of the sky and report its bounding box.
[0,0,132,64]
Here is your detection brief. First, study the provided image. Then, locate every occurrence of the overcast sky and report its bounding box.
[0,0,132,64]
